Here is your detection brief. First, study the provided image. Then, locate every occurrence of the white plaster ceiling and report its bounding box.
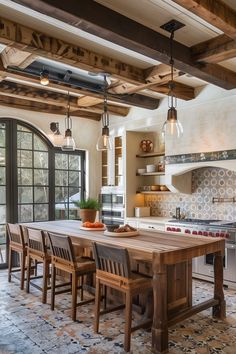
[95,0,223,46]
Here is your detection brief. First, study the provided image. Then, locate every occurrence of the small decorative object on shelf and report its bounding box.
[140,139,154,153]
[157,157,165,172]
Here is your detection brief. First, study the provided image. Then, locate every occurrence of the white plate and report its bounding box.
[80,226,106,231]
[104,230,139,237]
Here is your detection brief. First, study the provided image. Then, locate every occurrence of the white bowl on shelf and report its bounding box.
[146,164,156,173]
[137,168,146,174]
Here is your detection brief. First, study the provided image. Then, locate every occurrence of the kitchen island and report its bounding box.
[23,220,226,354]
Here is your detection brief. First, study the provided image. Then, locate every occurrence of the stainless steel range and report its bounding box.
[165,218,236,289]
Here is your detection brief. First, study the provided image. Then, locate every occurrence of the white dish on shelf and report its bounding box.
[137,168,146,174]
[104,230,139,237]
[80,226,106,231]
[146,164,156,173]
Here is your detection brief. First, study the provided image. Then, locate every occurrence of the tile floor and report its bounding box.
[0,269,236,354]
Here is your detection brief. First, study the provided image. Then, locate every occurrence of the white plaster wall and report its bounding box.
[109,85,236,156]
[0,105,101,199]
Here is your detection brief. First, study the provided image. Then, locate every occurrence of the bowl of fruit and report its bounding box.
[80,221,106,230]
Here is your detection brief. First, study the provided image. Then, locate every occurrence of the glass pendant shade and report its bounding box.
[40,70,49,86]
[162,107,183,139]
[61,93,76,151]
[96,126,112,151]
[161,29,183,139]
[61,128,76,151]
[96,75,112,151]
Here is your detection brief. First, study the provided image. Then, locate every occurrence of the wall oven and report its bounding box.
[100,193,125,225]
[165,218,236,288]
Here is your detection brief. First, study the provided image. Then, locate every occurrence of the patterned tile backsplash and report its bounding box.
[145,167,236,220]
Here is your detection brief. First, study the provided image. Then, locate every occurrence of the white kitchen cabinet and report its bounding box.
[139,221,165,232]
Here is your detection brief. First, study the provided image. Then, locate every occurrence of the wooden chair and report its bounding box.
[7,223,27,290]
[26,228,51,304]
[93,242,153,353]
[48,232,96,321]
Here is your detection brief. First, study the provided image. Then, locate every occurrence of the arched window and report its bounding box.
[0,119,85,268]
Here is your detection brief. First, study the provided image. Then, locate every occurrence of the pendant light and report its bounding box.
[161,21,184,139]
[40,69,49,86]
[61,92,76,151]
[96,75,112,151]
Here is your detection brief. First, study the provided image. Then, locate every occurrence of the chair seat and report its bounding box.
[75,256,96,273]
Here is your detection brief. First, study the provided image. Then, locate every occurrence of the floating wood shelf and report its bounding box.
[136,151,165,158]
[136,191,171,194]
[136,172,165,176]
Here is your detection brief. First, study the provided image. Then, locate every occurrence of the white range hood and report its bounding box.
[164,159,236,194]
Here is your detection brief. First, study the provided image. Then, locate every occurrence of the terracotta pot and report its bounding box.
[79,209,97,223]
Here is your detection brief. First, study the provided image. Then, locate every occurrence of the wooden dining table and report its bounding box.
[22,220,226,354]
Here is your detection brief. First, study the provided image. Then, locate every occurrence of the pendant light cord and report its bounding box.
[102,75,109,127]
[168,31,176,109]
[66,91,72,130]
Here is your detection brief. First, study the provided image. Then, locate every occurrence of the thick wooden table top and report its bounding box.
[22,220,225,264]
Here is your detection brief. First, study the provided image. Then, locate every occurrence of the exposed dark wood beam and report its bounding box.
[0,95,101,120]
[0,62,159,110]
[171,0,236,40]
[150,82,195,101]
[0,80,130,117]
[11,0,236,89]
[191,34,236,63]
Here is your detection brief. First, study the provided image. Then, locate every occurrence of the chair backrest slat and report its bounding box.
[27,228,47,254]
[93,243,131,278]
[48,232,75,263]
[7,223,25,246]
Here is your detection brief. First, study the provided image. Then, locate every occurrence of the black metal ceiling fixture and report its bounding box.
[161,19,185,139]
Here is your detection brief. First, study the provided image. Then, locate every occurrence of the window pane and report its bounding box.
[55,187,68,203]
[0,205,6,223]
[34,187,48,203]
[55,153,68,169]
[69,155,81,170]
[55,170,68,186]
[0,187,6,204]
[69,187,80,203]
[34,135,48,151]
[18,204,33,222]
[34,204,48,221]
[17,125,30,132]
[18,168,33,185]
[0,129,5,148]
[17,150,32,168]
[34,169,48,186]
[55,205,68,220]
[69,204,78,220]
[0,148,5,166]
[18,187,33,203]
[69,171,80,187]
[17,131,33,150]
[0,224,6,264]
[0,167,5,185]
[34,151,48,168]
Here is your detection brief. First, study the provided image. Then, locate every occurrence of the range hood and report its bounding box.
[164,150,236,194]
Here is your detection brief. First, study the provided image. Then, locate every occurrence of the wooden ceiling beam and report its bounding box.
[0,63,159,110]
[0,80,129,117]
[0,95,101,120]
[1,47,37,69]
[0,16,144,85]
[11,0,236,89]
[171,0,236,40]
[191,34,236,63]
[150,82,195,101]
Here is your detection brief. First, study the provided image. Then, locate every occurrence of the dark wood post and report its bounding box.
[213,250,226,319]
[152,253,168,354]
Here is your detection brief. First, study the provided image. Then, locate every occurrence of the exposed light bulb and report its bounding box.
[40,70,49,86]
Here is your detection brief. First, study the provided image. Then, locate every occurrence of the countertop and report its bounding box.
[126,216,172,224]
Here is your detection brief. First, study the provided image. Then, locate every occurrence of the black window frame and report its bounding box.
[0,118,86,268]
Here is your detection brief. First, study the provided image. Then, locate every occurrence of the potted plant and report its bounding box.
[73,198,100,223]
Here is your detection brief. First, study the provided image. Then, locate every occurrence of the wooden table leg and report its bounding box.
[213,251,226,319]
[152,261,168,354]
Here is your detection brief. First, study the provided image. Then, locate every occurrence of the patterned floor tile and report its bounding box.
[0,269,236,353]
